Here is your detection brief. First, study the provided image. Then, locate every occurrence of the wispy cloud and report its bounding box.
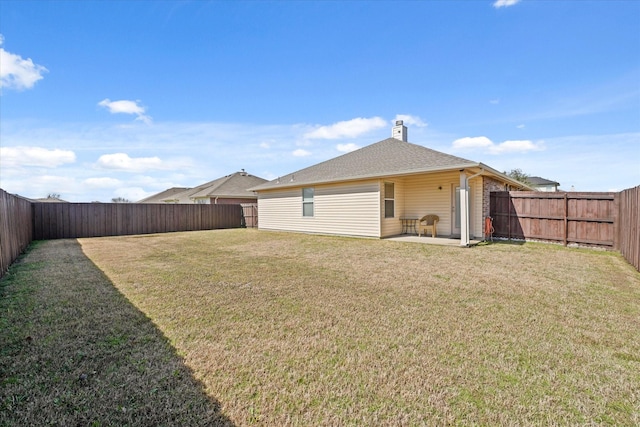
[292,149,312,157]
[493,0,521,8]
[394,114,428,128]
[98,99,152,124]
[83,177,122,188]
[96,153,165,172]
[0,34,48,91]
[0,146,76,168]
[303,117,387,139]
[336,143,360,153]
[452,136,544,154]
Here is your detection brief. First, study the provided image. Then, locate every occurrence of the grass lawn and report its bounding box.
[2,229,639,425]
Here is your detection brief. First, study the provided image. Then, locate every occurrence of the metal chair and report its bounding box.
[418,214,439,238]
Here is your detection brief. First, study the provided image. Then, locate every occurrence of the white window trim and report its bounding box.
[384,182,395,219]
[302,187,314,217]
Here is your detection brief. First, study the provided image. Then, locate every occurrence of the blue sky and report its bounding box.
[1,0,638,202]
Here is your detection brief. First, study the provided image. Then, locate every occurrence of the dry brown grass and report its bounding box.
[3,229,639,425]
[75,229,640,426]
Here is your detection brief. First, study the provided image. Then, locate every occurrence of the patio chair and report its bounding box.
[418,214,439,238]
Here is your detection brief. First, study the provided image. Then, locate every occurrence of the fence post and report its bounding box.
[563,193,568,247]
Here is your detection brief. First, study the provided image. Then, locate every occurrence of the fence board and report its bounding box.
[490,191,618,248]
[617,186,640,271]
[32,203,243,240]
[241,203,258,228]
[0,190,33,277]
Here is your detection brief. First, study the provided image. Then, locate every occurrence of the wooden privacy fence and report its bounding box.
[32,203,244,240]
[1,192,249,278]
[617,186,640,271]
[0,190,33,277]
[241,203,258,228]
[490,191,617,247]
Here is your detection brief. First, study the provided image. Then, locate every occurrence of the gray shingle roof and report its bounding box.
[144,171,268,203]
[137,187,190,203]
[189,172,267,199]
[527,176,560,186]
[251,138,480,191]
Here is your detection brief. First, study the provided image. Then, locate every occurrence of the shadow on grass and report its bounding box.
[0,239,234,426]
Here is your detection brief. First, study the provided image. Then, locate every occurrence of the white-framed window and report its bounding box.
[302,187,314,217]
[384,182,395,218]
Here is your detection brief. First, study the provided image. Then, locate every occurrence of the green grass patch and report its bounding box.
[0,239,233,426]
[3,229,640,425]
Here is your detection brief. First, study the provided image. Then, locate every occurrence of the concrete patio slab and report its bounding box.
[385,235,483,247]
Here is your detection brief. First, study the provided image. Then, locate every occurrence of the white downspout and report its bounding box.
[459,168,484,247]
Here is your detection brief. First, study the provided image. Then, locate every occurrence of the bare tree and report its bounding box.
[111,197,131,203]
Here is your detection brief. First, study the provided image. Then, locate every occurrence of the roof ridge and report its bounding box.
[250,137,479,191]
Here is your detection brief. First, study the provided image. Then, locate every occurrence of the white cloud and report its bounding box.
[303,117,387,139]
[336,143,360,153]
[0,146,76,167]
[452,136,544,154]
[292,149,311,157]
[394,114,428,127]
[517,124,526,129]
[490,140,544,154]
[96,153,164,172]
[84,177,122,188]
[98,98,152,124]
[0,34,48,91]
[493,0,521,8]
[114,187,151,202]
[490,99,500,104]
[452,136,494,150]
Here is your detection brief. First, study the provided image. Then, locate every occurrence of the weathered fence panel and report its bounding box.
[241,203,258,228]
[617,186,640,271]
[0,190,33,277]
[32,203,243,240]
[490,191,618,248]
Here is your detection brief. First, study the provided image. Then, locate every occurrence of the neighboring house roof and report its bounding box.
[251,138,531,191]
[31,196,69,203]
[188,171,267,200]
[138,187,190,203]
[146,171,268,203]
[527,176,560,187]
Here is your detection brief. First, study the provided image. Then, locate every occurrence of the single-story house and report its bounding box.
[527,176,560,192]
[249,121,532,246]
[137,187,190,203]
[138,170,267,204]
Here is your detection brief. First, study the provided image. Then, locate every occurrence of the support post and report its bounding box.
[460,171,470,247]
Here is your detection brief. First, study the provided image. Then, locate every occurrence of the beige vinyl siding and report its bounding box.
[258,180,381,237]
[382,172,485,238]
[397,171,459,237]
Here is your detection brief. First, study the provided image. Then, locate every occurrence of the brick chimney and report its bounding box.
[392,120,407,141]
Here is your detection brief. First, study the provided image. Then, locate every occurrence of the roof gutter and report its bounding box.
[459,168,484,247]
